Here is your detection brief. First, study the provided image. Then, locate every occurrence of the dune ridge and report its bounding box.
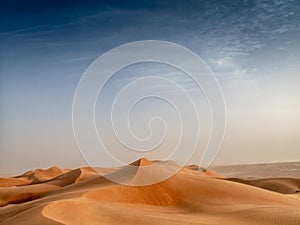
[0,159,299,225]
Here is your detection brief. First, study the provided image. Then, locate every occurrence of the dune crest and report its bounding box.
[130,158,155,167]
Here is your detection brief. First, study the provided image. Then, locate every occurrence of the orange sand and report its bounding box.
[0,159,299,225]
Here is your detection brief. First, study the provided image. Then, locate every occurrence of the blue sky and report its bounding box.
[1,0,300,173]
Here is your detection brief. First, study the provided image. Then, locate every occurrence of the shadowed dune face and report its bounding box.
[226,177,300,194]
[0,159,300,225]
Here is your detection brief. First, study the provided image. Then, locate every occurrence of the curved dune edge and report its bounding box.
[0,159,300,225]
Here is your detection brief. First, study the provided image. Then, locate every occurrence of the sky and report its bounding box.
[0,0,300,174]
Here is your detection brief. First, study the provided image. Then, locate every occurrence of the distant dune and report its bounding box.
[0,159,300,225]
[225,177,300,194]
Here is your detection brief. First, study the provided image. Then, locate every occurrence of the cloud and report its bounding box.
[1,0,299,83]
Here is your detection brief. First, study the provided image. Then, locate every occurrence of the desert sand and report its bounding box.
[0,159,299,225]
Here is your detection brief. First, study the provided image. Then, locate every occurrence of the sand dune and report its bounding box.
[0,159,299,225]
[226,177,300,194]
[0,167,67,187]
[0,167,100,207]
